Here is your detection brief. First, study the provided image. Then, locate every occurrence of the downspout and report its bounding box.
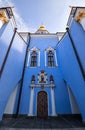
[66,27,85,79]
[16,33,30,115]
[0,27,17,77]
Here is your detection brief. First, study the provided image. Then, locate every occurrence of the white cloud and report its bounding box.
[0,0,30,32]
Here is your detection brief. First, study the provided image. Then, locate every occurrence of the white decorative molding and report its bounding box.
[46,46,55,52]
[45,50,46,67]
[30,83,55,88]
[55,51,58,66]
[38,51,40,67]
[30,46,39,52]
[38,71,47,84]
[27,46,40,67]
[45,47,58,67]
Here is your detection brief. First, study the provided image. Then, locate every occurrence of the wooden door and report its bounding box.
[37,91,48,118]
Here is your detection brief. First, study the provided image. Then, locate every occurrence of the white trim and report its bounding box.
[38,71,48,84]
[55,51,58,66]
[28,46,40,67]
[46,46,55,52]
[28,88,34,116]
[30,46,39,51]
[30,83,55,88]
[38,51,40,67]
[45,47,58,67]
[26,51,30,67]
[45,51,46,67]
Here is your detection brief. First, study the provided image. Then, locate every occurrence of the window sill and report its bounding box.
[25,66,40,68]
[46,66,58,68]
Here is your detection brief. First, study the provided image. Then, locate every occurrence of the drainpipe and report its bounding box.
[66,27,85,79]
[0,27,17,77]
[16,33,30,115]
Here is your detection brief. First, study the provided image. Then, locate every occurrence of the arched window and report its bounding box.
[45,47,58,67]
[26,46,40,67]
[48,51,54,67]
[30,51,37,67]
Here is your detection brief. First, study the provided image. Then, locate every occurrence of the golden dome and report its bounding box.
[35,24,49,34]
[39,25,46,31]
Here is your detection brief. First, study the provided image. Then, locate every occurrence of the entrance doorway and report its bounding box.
[37,91,48,118]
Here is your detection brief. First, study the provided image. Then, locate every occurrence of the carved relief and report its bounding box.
[38,70,47,84]
[76,11,85,22]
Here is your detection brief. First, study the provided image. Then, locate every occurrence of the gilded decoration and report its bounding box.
[39,25,46,31]
[76,11,85,22]
[0,11,8,24]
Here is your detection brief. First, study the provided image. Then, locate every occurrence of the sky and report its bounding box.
[0,0,85,33]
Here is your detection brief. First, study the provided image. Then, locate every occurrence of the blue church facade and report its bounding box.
[0,6,85,121]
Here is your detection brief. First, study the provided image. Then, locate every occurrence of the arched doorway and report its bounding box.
[37,91,48,118]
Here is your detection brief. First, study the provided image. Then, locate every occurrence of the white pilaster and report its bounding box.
[51,87,56,116]
[28,87,34,116]
[38,51,40,67]
[26,51,30,67]
[55,51,58,66]
[45,51,46,66]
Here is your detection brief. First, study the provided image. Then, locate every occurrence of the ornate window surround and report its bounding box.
[45,46,58,67]
[26,46,40,68]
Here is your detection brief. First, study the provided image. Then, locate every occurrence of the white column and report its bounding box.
[26,51,30,67]
[51,87,56,116]
[28,87,34,116]
[45,51,46,67]
[38,51,40,67]
[55,51,58,66]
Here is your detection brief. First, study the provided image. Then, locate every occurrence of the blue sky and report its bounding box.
[0,0,85,33]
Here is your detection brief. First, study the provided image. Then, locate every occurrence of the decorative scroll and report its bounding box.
[0,11,8,24]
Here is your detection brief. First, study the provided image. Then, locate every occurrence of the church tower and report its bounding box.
[1,6,85,122]
[19,25,71,118]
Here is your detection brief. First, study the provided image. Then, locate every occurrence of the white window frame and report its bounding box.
[26,46,40,67]
[45,46,58,67]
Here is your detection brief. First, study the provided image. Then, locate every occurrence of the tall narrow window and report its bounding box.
[48,51,54,67]
[31,75,35,83]
[30,51,37,67]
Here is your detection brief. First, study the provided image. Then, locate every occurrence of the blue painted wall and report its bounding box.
[19,34,71,115]
[57,20,85,121]
[0,22,14,69]
[0,21,27,120]
[70,20,85,73]
[1,12,85,121]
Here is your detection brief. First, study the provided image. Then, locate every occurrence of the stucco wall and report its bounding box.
[57,23,85,121]
[0,21,27,120]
